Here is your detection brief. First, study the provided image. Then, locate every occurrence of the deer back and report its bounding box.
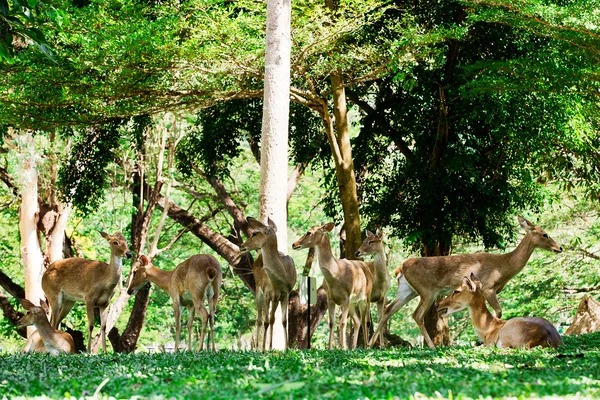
[497,317,562,349]
[171,254,222,300]
[42,258,118,302]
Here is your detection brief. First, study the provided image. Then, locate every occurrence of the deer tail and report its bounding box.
[207,266,217,281]
[394,265,403,278]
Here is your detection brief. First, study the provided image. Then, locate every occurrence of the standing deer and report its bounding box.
[439,273,562,348]
[18,299,75,355]
[42,231,132,353]
[127,254,222,351]
[355,229,391,347]
[368,216,563,349]
[239,217,296,351]
[292,222,373,349]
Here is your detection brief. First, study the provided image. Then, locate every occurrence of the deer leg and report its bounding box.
[194,296,209,352]
[99,305,109,353]
[256,291,264,352]
[281,294,289,350]
[360,300,370,348]
[326,297,336,350]
[268,299,277,351]
[482,289,502,318]
[263,299,272,351]
[173,300,182,352]
[339,299,350,350]
[368,276,418,347]
[350,304,360,349]
[376,298,385,348]
[412,295,437,349]
[84,301,95,353]
[52,298,75,330]
[187,306,195,351]
[209,291,217,351]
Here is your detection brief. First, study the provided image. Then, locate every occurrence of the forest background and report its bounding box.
[0,0,599,353]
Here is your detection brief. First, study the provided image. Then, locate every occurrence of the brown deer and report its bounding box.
[239,217,296,351]
[368,216,563,349]
[355,229,391,347]
[127,254,222,351]
[439,273,562,348]
[18,299,75,355]
[292,222,373,349]
[42,231,132,353]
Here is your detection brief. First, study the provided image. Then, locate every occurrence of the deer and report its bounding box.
[438,273,562,348]
[292,222,373,349]
[368,216,563,349]
[239,217,296,351]
[127,254,222,351]
[18,298,75,355]
[42,231,132,353]
[355,229,391,348]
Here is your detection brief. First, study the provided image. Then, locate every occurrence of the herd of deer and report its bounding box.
[17,216,564,355]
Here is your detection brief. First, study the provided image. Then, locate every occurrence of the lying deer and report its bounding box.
[18,299,75,355]
[239,217,296,351]
[42,231,132,353]
[439,273,562,348]
[355,229,391,347]
[369,216,563,349]
[127,254,222,351]
[293,222,372,349]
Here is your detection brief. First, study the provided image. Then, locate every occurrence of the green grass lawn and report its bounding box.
[1,332,599,399]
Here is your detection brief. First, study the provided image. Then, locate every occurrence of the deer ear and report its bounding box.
[39,299,49,312]
[140,255,150,266]
[323,222,335,232]
[99,231,110,240]
[267,218,277,233]
[376,228,383,238]
[246,217,264,230]
[463,276,477,292]
[20,298,35,310]
[518,216,534,231]
[365,230,374,238]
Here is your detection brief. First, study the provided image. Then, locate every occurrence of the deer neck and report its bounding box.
[506,233,536,272]
[468,293,503,342]
[261,239,285,273]
[315,234,340,277]
[108,252,124,278]
[145,266,173,293]
[32,314,58,341]
[373,249,387,277]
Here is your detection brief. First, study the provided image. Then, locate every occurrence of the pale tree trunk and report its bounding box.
[16,132,45,337]
[259,0,291,350]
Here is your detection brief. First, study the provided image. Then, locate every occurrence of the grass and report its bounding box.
[1,333,599,399]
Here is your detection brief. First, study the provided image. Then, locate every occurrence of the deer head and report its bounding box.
[438,273,482,317]
[17,299,50,327]
[239,217,278,252]
[518,216,563,253]
[292,222,335,250]
[127,255,152,295]
[355,229,383,257]
[99,231,133,259]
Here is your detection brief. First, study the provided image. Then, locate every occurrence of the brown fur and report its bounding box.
[240,217,296,351]
[439,274,562,349]
[18,299,75,355]
[355,229,391,347]
[42,231,132,353]
[369,216,562,348]
[127,254,222,351]
[293,222,373,349]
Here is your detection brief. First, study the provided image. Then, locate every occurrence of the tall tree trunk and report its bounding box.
[259,0,291,350]
[17,132,45,337]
